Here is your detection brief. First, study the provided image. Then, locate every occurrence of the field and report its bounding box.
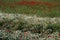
[0,0,60,17]
[0,0,60,40]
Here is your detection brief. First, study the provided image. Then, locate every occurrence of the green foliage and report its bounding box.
[30,24,43,33]
[46,24,60,34]
[17,21,26,30]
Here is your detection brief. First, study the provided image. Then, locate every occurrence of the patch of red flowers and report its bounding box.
[0,1,59,9]
[15,1,53,7]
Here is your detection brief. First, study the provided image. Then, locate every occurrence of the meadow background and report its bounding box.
[0,0,60,40]
[0,0,60,17]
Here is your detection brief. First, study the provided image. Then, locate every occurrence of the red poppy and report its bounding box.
[20,36,22,40]
[24,32,28,36]
[48,36,52,38]
[58,34,60,36]
[29,1,37,6]
[5,29,10,32]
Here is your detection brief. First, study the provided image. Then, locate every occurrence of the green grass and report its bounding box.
[0,5,60,17]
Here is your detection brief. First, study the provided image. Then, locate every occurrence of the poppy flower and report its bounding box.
[48,36,52,38]
[24,32,28,36]
[29,1,37,6]
[5,29,10,32]
[58,34,60,36]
